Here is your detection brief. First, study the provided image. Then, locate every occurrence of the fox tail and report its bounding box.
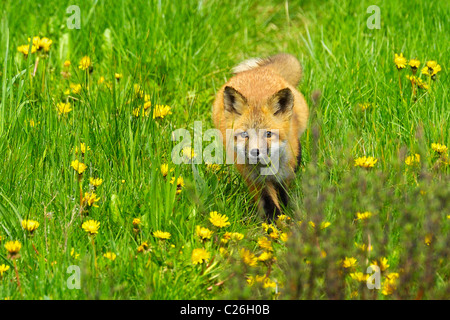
[231,53,302,87]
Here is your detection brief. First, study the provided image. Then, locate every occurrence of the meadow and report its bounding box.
[0,0,448,300]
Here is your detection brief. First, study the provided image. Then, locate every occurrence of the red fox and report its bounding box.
[212,53,309,220]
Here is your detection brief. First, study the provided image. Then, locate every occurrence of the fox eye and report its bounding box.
[240,132,249,138]
[266,131,272,138]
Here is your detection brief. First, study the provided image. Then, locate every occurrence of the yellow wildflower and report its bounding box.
[191,248,210,265]
[422,60,442,77]
[0,264,10,277]
[342,257,357,268]
[431,143,448,154]
[195,226,213,240]
[4,241,21,256]
[408,58,420,71]
[81,219,100,235]
[89,177,103,187]
[258,237,273,252]
[71,160,87,175]
[394,53,407,69]
[70,83,82,94]
[70,248,80,260]
[114,73,122,80]
[79,56,92,70]
[240,248,257,267]
[209,211,230,228]
[21,219,40,233]
[82,192,100,207]
[103,252,117,261]
[354,156,378,168]
[356,211,372,221]
[17,44,37,56]
[38,37,52,52]
[152,105,172,119]
[132,218,141,227]
[153,230,171,240]
[263,278,277,289]
[64,60,71,67]
[137,241,149,253]
[257,251,272,262]
[57,102,72,116]
[405,154,420,166]
[349,272,369,282]
[371,257,390,271]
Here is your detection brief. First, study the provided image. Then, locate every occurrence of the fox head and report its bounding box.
[223,86,294,167]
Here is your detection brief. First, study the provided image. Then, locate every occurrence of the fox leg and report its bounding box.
[260,182,282,221]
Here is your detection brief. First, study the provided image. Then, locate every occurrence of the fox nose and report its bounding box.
[250,148,260,157]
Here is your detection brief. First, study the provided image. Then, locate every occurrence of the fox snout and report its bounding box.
[235,129,278,165]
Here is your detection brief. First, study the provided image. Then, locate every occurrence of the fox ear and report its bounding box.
[223,86,247,115]
[269,88,294,116]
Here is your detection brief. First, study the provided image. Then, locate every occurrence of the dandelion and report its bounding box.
[70,83,82,94]
[416,77,429,90]
[422,60,442,77]
[342,257,357,268]
[38,37,52,52]
[240,248,257,267]
[0,264,10,278]
[160,164,171,177]
[371,257,390,271]
[153,230,171,240]
[408,58,420,73]
[405,154,421,166]
[394,53,407,70]
[382,273,399,295]
[152,105,172,119]
[262,278,277,289]
[57,102,72,116]
[424,234,433,246]
[73,143,91,155]
[258,237,273,252]
[64,60,71,67]
[81,192,100,207]
[182,146,197,160]
[170,176,185,194]
[191,248,210,265]
[98,76,105,85]
[349,272,369,282]
[132,218,141,227]
[28,36,41,48]
[257,251,272,262]
[79,56,92,70]
[195,226,213,241]
[280,232,289,242]
[355,211,372,221]
[358,103,371,111]
[17,44,37,57]
[431,143,448,154]
[103,252,117,261]
[137,241,149,253]
[71,160,87,175]
[114,73,122,80]
[89,177,103,187]
[230,232,244,241]
[21,220,40,233]
[209,211,230,228]
[81,219,100,235]
[262,223,279,239]
[4,241,21,257]
[354,156,378,168]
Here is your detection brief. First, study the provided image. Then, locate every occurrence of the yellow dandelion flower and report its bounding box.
[382,273,399,295]
[209,211,230,228]
[170,176,185,194]
[64,60,71,67]
[422,61,442,77]
[57,102,72,116]
[408,58,420,71]
[81,219,100,235]
[152,105,172,119]
[73,143,91,155]
[82,192,100,207]
[240,248,257,267]
[263,277,277,289]
[79,56,92,70]
[356,211,372,221]
[262,223,279,239]
[230,232,244,241]
[394,53,407,69]
[342,257,357,268]
[137,241,149,253]
[70,83,82,94]
[89,177,103,187]
[17,44,37,56]
[354,156,378,168]
[71,160,87,175]
[21,220,40,233]
[280,232,289,242]
[258,237,273,251]
[191,248,210,265]
[257,251,272,262]
[103,252,117,261]
[431,143,448,154]
[182,146,197,160]
[371,257,390,271]
[195,226,213,240]
[405,154,421,166]
[38,37,52,52]
[4,241,21,256]
[132,218,141,227]
[0,264,10,277]
[153,230,171,240]
[349,272,369,282]
[114,73,122,80]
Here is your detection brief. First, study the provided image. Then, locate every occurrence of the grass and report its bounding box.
[0,0,448,299]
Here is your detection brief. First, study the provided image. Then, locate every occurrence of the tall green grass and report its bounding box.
[0,0,448,299]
